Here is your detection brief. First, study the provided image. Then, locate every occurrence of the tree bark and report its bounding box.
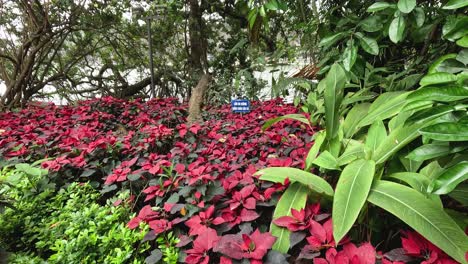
[187,73,211,124]
[186,0,210,124]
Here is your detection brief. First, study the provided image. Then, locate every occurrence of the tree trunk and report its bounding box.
[187,73,211,124]
[186,0,210,123]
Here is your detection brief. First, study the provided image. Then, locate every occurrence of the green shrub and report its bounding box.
[0,163,150,263]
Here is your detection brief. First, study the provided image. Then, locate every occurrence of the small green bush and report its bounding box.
[0,164,150,263]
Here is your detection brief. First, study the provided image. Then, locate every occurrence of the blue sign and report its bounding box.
[231,99,250,113]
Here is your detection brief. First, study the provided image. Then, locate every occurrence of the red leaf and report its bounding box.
[240,208,259,222]
[247,229,277,260]
[194,228,220,252]
[220,256,232,264]
[213,234,245,259]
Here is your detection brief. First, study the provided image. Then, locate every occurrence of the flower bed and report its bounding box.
[0,97,461,263]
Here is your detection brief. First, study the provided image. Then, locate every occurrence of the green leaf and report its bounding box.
[407,105,459,125]
[270,183,308,253]
[367,180,468,263]
[366,120,387,155]
[456,36,468,48]
[359,16,383,32]
[389,16,406,43]
[262,114,310,131]
[399,154,424,172]
[443,0,468,10]
[367,2,393,12]
[456,49,468,65]
[420,122,468,141]
[264,0,279,11]
[419,73,458,87]
[305,131,326,171]
[428,54,458,74]
[357,92,409,128]
[429,162,468,195]
[338,140,366,166]
[448,183,468,205]
[397,0,416,13]
[248,9,258,29]
[420,161,444,180]
[407,86,468,102]
[442,16,468,41]
[413,7,425,27]
[319,33,344,49]
[256,167,334,197]
[358,35,379,55]
[401,100,433,112]
[388,111,414,131]
[373,122,430,164]
[324,63,346,139]
[313,151,340,170]
[343,40,358,71]
[343,103,370,138]
[406,143,450,161]
[388,172,430,193]
[333,159,375,243]
[15,163,46,177]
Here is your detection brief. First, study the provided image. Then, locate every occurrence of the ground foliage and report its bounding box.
[1,97,465,263]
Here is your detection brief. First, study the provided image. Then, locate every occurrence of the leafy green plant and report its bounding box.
[156,232,180,264]
[0,165,151,264]
[258,3,468,262]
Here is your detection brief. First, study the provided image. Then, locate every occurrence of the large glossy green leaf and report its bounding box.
[305,131,326,171]
[419,72,458,87]
[449,183,468,205]
[262,114,310,131]
[343,40,358,71]
[408,105,460,126]
[407,86,468,102]
[343,103,370,138]
[365,120,387,155]
[367,2,393,12]
[270,183,308,253]
[389,15,406,43]
[429,162,468,195]
[401,100,433,113]
[420,122,468,141]
[372,122,429,164]
[397,0,416,13]
[388,172,430,193]
[406,143,450,161]
[256,167,334,196]
[357,35,379,55]
[389,171,442,206]
[324,63,346,139]
[357,92,408,128]
[333,160,375,243]
[443,0,468,9]
[319,33,345,49]
[367,180,468,263]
